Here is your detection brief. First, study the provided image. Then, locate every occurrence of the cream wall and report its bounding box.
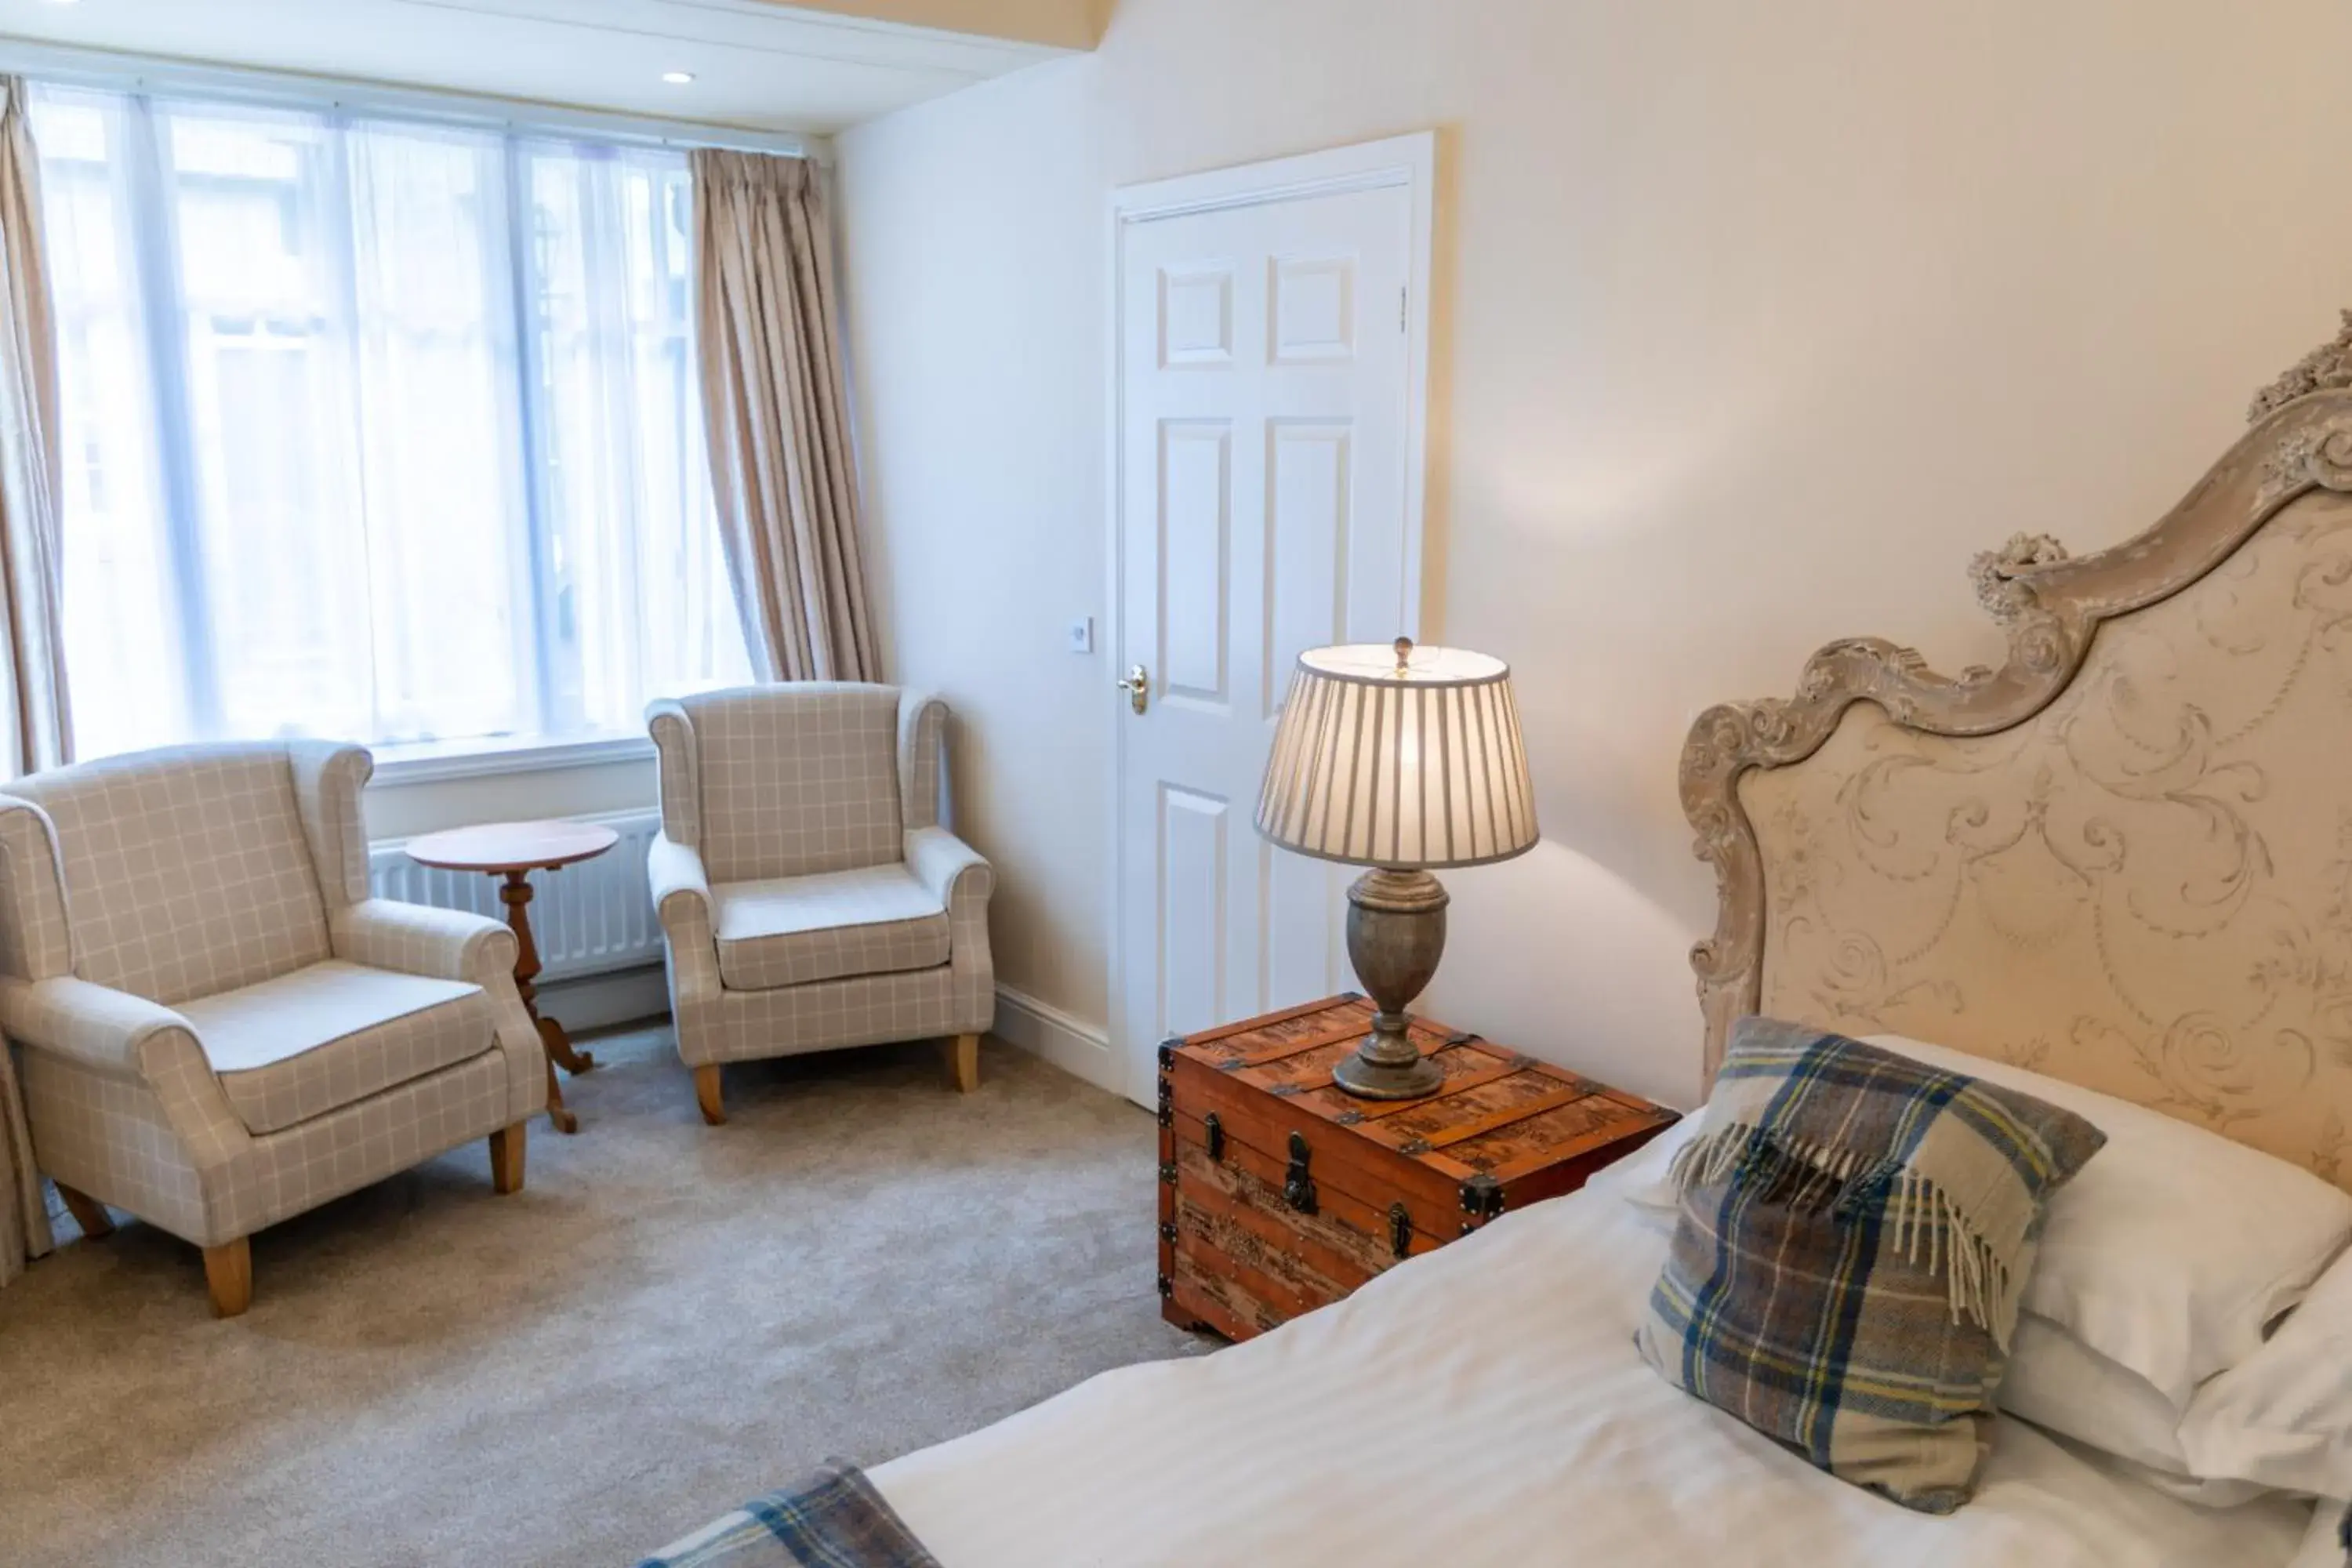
[833,0,2352,1109]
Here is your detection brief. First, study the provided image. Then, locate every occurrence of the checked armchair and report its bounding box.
[645,684,995,1123]
[0,742,546,1316]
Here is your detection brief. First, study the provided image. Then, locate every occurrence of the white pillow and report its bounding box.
[1582,1105,1694,1224]
[2179,1243,2352,1499]
[1861,1033,2352,1408]
[1998,1312,2268,1506]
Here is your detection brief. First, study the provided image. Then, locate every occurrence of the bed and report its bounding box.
[663,372,2352,1565]
[873,1186,2314,1566]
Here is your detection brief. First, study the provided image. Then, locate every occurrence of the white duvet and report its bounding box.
[873,1185,2315,1567]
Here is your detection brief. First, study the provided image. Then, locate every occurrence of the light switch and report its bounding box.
[1067,615,1094,655]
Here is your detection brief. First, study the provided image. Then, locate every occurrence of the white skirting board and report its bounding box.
[539,966,671,1036]
[989,984,1118,1094]
[472,964,1116,1090]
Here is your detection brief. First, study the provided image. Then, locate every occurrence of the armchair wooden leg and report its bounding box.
[694,1064,726,1126]
[204,1238,252,1319]
[488,1122,527,1195]
[53,1181,114,1240]
[947,1033,981,1094]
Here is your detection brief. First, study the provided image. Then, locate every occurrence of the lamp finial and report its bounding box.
[1392,636,1414,675]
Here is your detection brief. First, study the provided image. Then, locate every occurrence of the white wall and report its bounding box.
[834,0,2352,1109]
[363,758,655,842]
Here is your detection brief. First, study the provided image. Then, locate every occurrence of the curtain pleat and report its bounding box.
[0,78,68,778]
[0,1053,45,1285]
[0,74,61,1285]
[690,149,879,684]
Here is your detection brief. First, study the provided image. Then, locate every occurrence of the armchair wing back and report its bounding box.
[650,683,942,881]
[644,683,989,1123]
[0,742,374,1003]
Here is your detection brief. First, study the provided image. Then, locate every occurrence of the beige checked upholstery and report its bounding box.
[0,742,545,1254]
[181,963,493,1135]
[647,685,993,1074]
[713,866,951,991]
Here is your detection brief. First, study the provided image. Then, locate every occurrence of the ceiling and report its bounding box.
[0,0,1085,135]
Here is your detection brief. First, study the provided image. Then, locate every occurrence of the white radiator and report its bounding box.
[367,811,664,981]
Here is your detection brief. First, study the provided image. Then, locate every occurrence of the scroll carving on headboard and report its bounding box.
[1683,325,2352,1188]
[2249,309,2352,424]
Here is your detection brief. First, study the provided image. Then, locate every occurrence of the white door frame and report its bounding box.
[1103,132,1436,1104]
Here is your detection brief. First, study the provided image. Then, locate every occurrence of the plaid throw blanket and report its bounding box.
[637,1462,939,1568]
[1636,1019,2107,1513]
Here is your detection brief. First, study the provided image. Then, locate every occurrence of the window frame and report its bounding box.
[367,728,657,786]
[16,50,811,770]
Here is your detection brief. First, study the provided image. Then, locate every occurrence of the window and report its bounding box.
[31,86,752,762]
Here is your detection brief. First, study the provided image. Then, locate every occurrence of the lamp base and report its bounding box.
[1331,1036,1444,1100]
[1334,868,1450,1101]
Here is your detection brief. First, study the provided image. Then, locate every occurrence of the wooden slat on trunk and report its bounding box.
[1161,994,1676,1342]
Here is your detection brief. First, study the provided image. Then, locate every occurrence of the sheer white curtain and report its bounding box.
[30,87,748,760]
[524,140,744,736]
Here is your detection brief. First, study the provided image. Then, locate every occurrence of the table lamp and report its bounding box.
[1255,637,1540,1100]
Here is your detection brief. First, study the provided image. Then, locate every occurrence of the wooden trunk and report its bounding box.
[1157,994,1678,1341]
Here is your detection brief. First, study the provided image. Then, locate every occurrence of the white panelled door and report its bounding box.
[1110,137,1432,1104]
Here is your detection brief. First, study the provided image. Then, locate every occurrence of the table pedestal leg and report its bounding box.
[501,869,593,1134]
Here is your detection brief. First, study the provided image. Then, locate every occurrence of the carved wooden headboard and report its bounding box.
[1682,367,2352,1190]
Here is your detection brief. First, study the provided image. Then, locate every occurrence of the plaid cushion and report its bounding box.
[639,1462,938,1568]
[711,865,950,991]
[1635,1019,2107,1513]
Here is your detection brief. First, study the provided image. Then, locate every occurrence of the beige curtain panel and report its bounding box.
[692,148,880,684]
[0,78,68,781]
[0,1079,42,1288]
[0,74,66,1285]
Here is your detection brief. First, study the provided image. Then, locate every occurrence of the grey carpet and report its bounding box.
[0,1029,1207,1566]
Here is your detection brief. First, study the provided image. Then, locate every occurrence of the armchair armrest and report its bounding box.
[906,828,993,1025]
[329,898,517,987]
[0,975,206,1085]
[648,832,720,1011]
[331,901,542,1127]
[648,833,714,928]
[2,975,259,1214]
[906,826,992,909]
[897,691,948,832]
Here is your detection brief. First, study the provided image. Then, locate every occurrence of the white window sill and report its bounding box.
[367,730,656,786]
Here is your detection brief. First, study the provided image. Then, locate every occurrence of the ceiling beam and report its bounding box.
[760,0,1101,52]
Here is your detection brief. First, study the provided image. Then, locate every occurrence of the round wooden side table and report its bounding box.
[405,819,621,1135]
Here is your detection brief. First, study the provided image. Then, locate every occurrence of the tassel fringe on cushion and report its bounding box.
[1668,1123,2027,1345]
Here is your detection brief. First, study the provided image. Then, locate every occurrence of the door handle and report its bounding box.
[1116,663,1150,714]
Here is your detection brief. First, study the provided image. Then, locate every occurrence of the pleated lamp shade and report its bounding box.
[1257,639,1539,869]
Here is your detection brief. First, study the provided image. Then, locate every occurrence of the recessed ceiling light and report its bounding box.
[662,71,695,85]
